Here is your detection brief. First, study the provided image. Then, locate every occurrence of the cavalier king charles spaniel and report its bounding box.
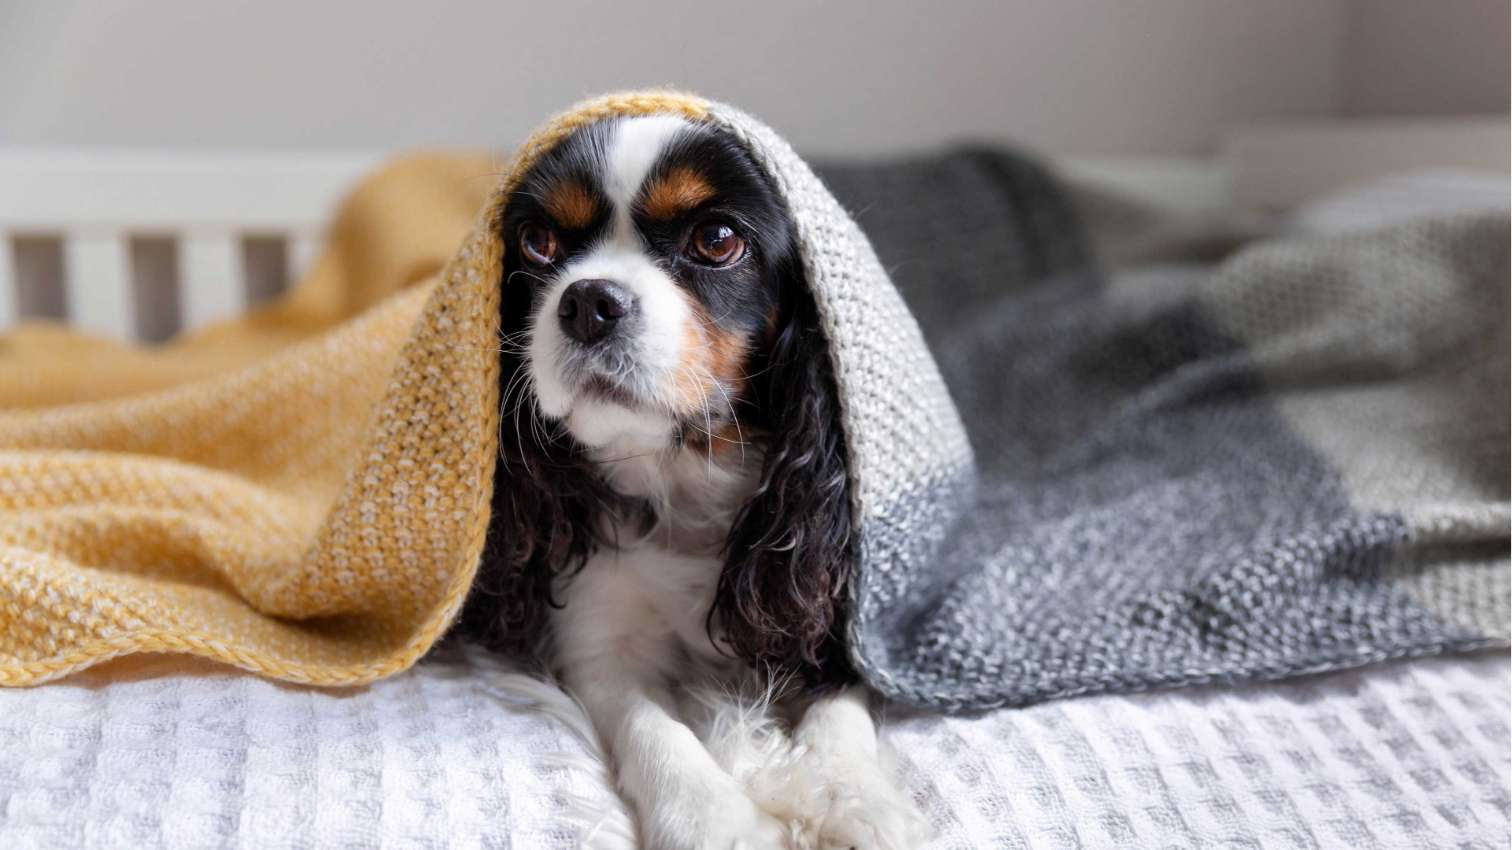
[460,115,926,849]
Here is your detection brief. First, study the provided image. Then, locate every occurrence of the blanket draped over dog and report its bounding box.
[1,91,1506,711]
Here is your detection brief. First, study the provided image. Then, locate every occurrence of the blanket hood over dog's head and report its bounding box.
[479,90,975,682]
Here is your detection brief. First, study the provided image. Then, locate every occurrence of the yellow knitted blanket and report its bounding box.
[0,91,710,686]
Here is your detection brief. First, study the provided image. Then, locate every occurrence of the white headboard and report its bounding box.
[0,149,381,341]
[0,148,1233,345]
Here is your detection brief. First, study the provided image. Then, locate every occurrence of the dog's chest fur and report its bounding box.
[576,438,763,669]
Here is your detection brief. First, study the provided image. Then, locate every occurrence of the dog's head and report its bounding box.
[502,115,791,456]
[469,115,854,685]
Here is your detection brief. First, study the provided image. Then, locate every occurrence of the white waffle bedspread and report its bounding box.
[1,647,1506,849]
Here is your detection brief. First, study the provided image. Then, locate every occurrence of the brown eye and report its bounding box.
[519,222,559,266]
[688,221,745,266]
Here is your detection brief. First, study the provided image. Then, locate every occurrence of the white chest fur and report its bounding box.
[551,437,761,679]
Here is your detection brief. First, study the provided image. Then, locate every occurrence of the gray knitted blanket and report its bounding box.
[815,152,1511,712]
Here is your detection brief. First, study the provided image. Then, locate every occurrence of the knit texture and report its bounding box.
[819,148,1511,710]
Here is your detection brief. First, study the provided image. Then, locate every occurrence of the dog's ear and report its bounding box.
[714,271,856,687]
[456,250,623,657]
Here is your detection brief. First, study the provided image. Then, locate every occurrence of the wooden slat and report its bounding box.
[179,232,244,332]
[63,233,133,340]
[0,236,14,330]
[287,232,321,283]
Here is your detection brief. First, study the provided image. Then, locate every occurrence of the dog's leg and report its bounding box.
[789,687,930,850]
[555,564,788,850]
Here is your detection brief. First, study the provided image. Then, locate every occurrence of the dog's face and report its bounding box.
[500,116,795,455]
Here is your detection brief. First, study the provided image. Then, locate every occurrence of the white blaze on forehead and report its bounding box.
[603,115,689,225]
[589,114,695,387]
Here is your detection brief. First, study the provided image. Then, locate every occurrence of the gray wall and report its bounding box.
[1,0,1505,157]
[1342,0,1509,116]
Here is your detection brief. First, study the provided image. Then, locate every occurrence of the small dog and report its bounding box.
[461,115,927,849]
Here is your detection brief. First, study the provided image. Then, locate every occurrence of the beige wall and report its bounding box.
[0,0,1502,158]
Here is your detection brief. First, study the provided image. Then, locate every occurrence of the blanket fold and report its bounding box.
[2,90,1507,712]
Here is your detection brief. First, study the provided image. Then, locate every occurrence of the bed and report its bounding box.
[1,646,1504,849]
[0,141,1506,849]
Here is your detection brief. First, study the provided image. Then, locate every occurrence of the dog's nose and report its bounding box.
[558,279,635,344]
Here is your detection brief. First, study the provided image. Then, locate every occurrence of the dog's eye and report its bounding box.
[688,220,746,266]
[519,222,559,266]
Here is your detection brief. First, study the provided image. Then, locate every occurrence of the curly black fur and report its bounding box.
[711,275,857,689]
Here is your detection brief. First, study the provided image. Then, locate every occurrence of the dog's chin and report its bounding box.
[565,398,675,453]
[553,376,678,453]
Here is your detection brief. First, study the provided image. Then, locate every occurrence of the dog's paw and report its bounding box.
[807,764,930,850]
[746,749,929,850]
[641,780,791,850]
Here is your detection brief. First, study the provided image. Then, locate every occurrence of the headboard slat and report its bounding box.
[289,232,321,283]
[64,233,133,340]
[0,237,15,330]
[179,232,245,333]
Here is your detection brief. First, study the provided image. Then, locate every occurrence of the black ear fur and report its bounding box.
[713,272,858,689]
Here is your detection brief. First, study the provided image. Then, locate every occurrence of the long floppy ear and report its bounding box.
[713,272,857,688]
[455,251,630,658]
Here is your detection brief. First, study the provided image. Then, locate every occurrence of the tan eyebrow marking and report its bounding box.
[641,166,717,221]
[543,180,600,230]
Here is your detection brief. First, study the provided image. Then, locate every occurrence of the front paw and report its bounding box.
[811,770,929,850]
[642,781,790,850]
[782,756,930,850]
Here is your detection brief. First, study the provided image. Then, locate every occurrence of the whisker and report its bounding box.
[507,268,556,289]
[506,373,536,477]
[706,372,747,465]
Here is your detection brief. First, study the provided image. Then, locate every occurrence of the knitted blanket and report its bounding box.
[2,91,1507,714]
[825,153,1511,710]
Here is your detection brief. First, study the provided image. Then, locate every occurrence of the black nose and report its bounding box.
[558,279,636,344]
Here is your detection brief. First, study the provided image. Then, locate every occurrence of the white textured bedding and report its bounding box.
[1,646,1506,849]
